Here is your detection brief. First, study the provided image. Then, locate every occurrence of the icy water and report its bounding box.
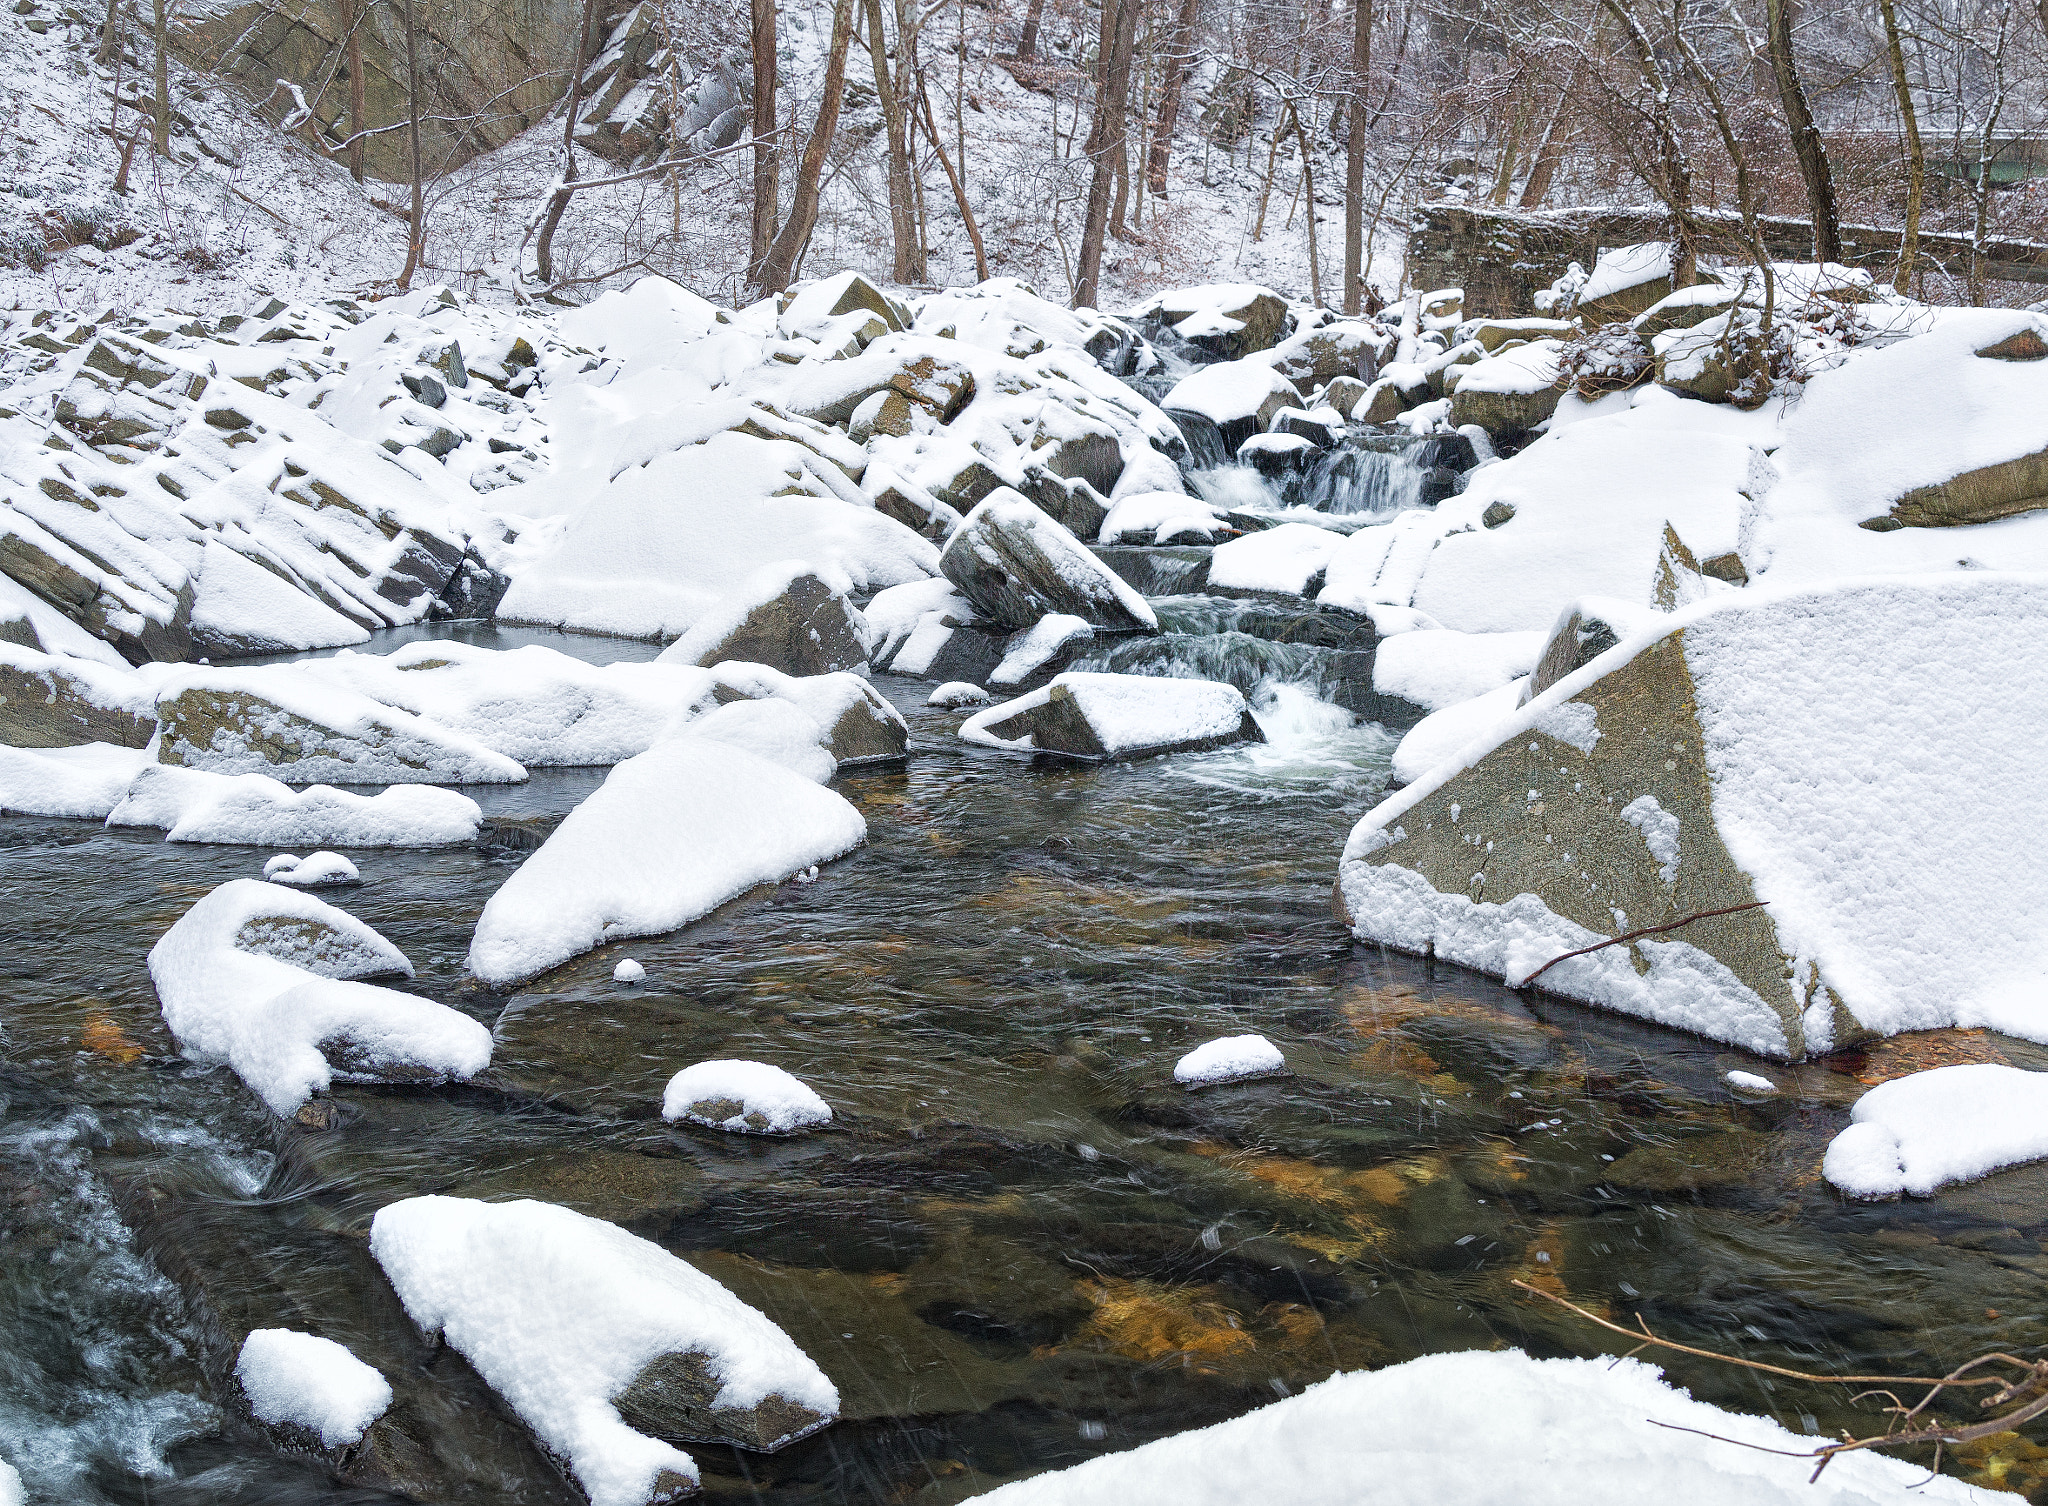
[3,615,2048,1503]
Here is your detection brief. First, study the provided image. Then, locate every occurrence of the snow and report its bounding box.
[1371,629,1546,712]
[1746,309,2048,583]
[867,577,972,671]
[263,852,362,888]
[682,697,838,784]
[1345,572,2048,1054]
[149,880,491,1115]
[961,1349,1998,1506]
[929,682,992,707]
[298,642,720,768]
[1579,243,1675,308]
[499,434,937,642]
[613,958,646,984]
[0,1457,17,1506]
[109,765,482,846]
[661,1060,834,1134]
[368,1197,840,1506]
[153,668,528,786]
[1206,524,1344,596]
[961,672,1249,756]
[992,614,1094,687]
[1099,491,1226,546]
[468,738,867,987]
[1726,1071,1777,1094]
[0,742,151,819]
[1160,362,1295,427]
[1824,1063,2048,1198]
[1173,1035,1288,1087]
[1621,795,1682,885]
[235,1329,393,1449]
[1389,680,1526,786]
[1451,340,1564,395]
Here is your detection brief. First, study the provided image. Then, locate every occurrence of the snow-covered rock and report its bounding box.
[0,644,156,748]
[369,1197,839,1505]
[149,880,491,1114]
[236,1329,393,1449]
[928,681,991,708]
[1338,573,2048,1058]
[990,613,1095,688]
[960,1349,1996,1505]
[1131,284,1291,360]
[939,491,1157,632]
[1445,340,1566,442]
[468,739,867,987]
[699,662,909,765]
[154,669,527,785]
[1371,628,1546,713]
[1207,524,1343,597]
[1173,1034,1288,1088]
[0,741,152,818]
[656,562,872,678]
[613,958,646,983]
[661,1060,833,1134]
[1726,1070,1777,1094]
[1388,679,1525,787]
[110,764,482,845]
[263,851,362,887]
[1160,361,1297,451]
[1574,242,1676,322]
[297,641,719,768]
[1824,1063,2048,1198]
[962,672,1261,760]
[681,697,838,784]
[1746,309,2048,583]
[498,432,936,642]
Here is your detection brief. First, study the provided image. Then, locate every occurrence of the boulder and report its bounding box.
[1466,317,1575,352]
[707,662,909,765]
[1322,374,1370,419]
[1161,360,1298,452]
[1574,243,1676,324]
[939,490,1159,633]
[1632,286,1741,339]
[865,467,964,541]
[961,672,1262,760]
[1268,320,1386,392]
[1335,575,2048,1060]
[1518,596,1662,703]
[1652,311,1769,407]
[0,646,155,748]
[1137,284,1292,360]
[658,566,871,678]
[1446,342,1566,443]
[1356,378,1414,425]
[1017,465,1111,541]
[783,342,975,427]
[155,672,528,784]
[781,270,913,338]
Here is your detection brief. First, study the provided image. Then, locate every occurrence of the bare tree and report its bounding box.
[529,0,599,288]
[1765,0,1839,260]
[1342,0,1371,312]
[750,0,780,276]
[1074,0,1141,307]
[1877,0,1925,291]
[864,0,923,280]
[756,0,858,294]
[151,0,170,156]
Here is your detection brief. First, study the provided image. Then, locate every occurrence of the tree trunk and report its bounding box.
[756,0,857,295]
[750,0,780,277]
[151,0,169,156]
[1016,0,1048,59]
[396,0,426,288]
[1600,0,1697,286]
[1341,0,1370,310]
[1670,4,1773,325]
[339,0,366,182]
[1765,0,1838,262]
[864,0,921,281]
[532,0,598,288]
[1144,0,1200,194]
[95,0,122,66]
[1517,82,1570,208]
[1074,0,1139,308]
[1876,0,1923,293]
[1292,104,1321,307]
[920,74,988,277]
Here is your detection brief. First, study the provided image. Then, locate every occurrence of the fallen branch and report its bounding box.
[1512,1280,2048,1482]
[1515,901,1768,988]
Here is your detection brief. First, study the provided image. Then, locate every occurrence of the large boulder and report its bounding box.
[0,646,155,748]
[706,662,909,765]
[938,491,1159,633]
[781,340,976,427]
[1652,311,1768,407]
[1133,284,1292,360]
[962,672,1262,760]
[780,270,913,339]
[1267,320,1388,393]
[1446,342,1567,444]
[155,671,528,784]
[657,564,871,678]
[1161,361,1299,453]
[1335,575,2048,1060]
[1573,243,1676,324]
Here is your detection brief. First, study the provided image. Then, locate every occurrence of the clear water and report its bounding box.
[2,604,2043,1503]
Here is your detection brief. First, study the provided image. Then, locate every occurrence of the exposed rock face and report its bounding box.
[155,678,527,784]
[963,673,1263,761]
[614,1349,832,1452]
[1519,598,1656,703]
[0,648,155,748]
[939,491,1159,633]
[1652,313,1768,407]
[670,570,871,678]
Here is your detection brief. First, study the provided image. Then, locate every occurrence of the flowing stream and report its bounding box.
[2,571,2046,1503]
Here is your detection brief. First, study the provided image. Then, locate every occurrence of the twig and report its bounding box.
[1516,901,1769,988]
[1509,1281,1996,1388]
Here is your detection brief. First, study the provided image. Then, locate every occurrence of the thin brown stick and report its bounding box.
[1517,902,1769,988]
[1509,1281,1998,1389]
